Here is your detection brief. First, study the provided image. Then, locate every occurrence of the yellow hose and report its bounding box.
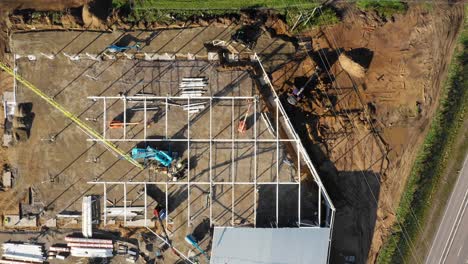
[0,61,144,170]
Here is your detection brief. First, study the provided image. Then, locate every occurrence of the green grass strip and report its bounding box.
[377,5,468,264]
[131,0,320,10]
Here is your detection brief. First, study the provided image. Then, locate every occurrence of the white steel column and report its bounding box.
[123,97,127,140]
[123,182,127,226]
[144,98,147,139]
[144,183,148,227]
[318,185,322,227]
[103,183,107,225]
[165,98,168,138]
[89,95,256,100]
[165,183,169,227]
[13,56,17,102]
[298,142,301,226]
[89,138,296,143]
[187,97,191,227]
[231,98,235,226]
[89,181,298,185]
[276,100,279,227]
[209,99,213,226]
[103,98,107,139]
[253,98,257,228]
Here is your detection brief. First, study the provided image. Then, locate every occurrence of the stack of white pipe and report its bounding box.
[179,77,208,99]
[0,259,39,264]
[182,102,206,114]
[67,243,113,249]
[105,207,145,218]
[47,246,70,261]
[1,243,45,263]
[65,237,113,244]
[49,246,70,253]
[65,237,114,258]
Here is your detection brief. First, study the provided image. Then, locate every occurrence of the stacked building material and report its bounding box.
[70,248,113,258]
[82,195,93,238]
[179,77,208,98]
[178,77,208,114]
[1,243,45,263]
[181,102,206,114]
[105,206,145,218]
[48,246,70,260]
[65,237,114,258]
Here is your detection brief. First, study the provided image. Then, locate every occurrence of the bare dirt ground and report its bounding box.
[0,1,465,264]
[0,20,307,263]
[271,4,464,263]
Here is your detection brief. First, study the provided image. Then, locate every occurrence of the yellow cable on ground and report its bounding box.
[0,61,144,170]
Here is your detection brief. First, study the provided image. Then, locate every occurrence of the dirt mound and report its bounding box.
[0,0,88,11]
[82,4,105,29]
[338,53,367,78]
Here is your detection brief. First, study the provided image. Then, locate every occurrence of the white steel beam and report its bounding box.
[318,185,322,227]
[123,182,127,226]
[276,99,279,228]
[89,96,255,100]
[103,183,107,226]
[145,227,195,264]
[253,98,257,228]
[144,183,148,227]
[102,98,106,139]
[254,53,336,218]
[187,97,191,227]
[231,97,235,226]
[123,97,127,140]
[209,98,213,226]
[298,142,301,226]
[89,181,299,185]
[165,97,168,138]
[88,138,297,143]
[165,182,169,228]
[144,98,147,139]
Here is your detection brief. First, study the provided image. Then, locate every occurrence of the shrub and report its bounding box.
[286,6,339,33]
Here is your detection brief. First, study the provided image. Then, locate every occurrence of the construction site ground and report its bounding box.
[0,25,307,263]
[0,2,465,264]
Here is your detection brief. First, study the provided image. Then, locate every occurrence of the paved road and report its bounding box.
[426,156,468,264]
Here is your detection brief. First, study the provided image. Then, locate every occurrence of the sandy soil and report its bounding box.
[271,4,464,263]
[0,1,464,264]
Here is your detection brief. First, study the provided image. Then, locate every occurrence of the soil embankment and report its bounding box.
[271,4,464,263]
[0,1,464,263]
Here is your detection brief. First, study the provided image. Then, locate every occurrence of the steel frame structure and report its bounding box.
[88,95,305,227]
[86,54,336,263]
[86,55,335,228]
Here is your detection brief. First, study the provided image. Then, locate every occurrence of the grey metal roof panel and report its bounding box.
[211,227,331,264]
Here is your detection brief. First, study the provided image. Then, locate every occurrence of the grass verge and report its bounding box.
[356,0,407,18]
[377,6,468,264]
[131,0,319,9]
[112,0,332,25]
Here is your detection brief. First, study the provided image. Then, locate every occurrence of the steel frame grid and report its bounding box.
[88,94,305,228]
[85,55,336,263]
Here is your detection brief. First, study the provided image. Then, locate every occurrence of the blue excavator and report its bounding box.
[106,43,142,53]
[131,146,173,167]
